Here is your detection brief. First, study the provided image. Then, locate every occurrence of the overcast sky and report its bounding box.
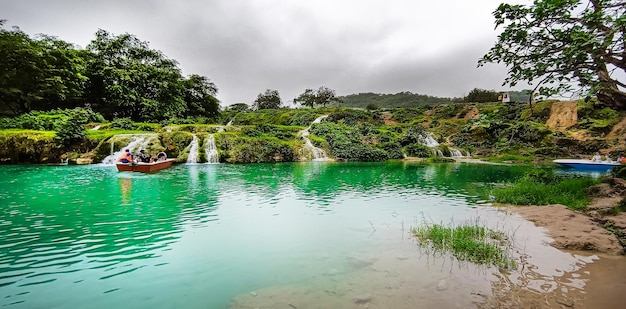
[2,0,531,106]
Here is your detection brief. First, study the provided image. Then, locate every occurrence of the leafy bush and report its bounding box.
[54,109,90,146]
[399,126,428,146]
[405,143,431,157]
[326,109,382,126]
[111,117,136,130]
[378,142,403,159]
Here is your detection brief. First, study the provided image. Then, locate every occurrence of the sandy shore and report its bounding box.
[504,204,626,309]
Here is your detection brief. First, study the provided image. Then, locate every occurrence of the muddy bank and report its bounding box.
[504,204,623,255]
[505,204,626,309]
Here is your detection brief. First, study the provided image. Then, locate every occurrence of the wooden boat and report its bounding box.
[116,159,176,173]
[553,159,620,171]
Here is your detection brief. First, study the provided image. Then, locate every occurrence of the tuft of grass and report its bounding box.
[412,220,516,269]
[490,170,601,210]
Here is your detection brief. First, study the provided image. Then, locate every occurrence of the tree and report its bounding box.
[0,26,86,115]
[293,86,341,107]
[85,29,186,121]
[183,74,219,118]
[254,89,282,110]
[465,88,500,103]
[293,88,316,108]
[479,0,626,109]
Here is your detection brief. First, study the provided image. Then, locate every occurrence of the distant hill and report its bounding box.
[335,90,534,108]
[334,92,459,108]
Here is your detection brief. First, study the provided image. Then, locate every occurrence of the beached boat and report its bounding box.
[553,159,621,171]
[116,159,176,173]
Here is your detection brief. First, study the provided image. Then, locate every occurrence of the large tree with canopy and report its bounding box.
[479,0,626,109]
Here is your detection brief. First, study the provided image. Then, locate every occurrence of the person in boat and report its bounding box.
[605,155,613,163]
[118,149,133,163]
[137,149,151,163]
[155,150,167,162]
[591,152,602,162]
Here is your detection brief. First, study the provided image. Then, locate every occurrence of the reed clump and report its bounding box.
[412,220,516,269]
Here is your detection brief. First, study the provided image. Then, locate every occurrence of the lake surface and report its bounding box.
[0,162,597,308]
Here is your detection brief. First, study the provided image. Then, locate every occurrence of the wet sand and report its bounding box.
[505,204,626,309]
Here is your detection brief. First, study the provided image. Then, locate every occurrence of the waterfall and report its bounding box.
[218,119,234,133]
[187,134,199,164]
[421,134,440,147]
[305,138,328,161]
[90,125,100,130]
[301,115,328,137]
[205,134,219,164]
[450,149,464,157]
[101,136,151,164]
[300,115,329,161]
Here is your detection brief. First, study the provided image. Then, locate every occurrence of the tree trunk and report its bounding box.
[597,89,626,110]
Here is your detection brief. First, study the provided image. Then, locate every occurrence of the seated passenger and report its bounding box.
[156,150,167,162]
[117,149,133,163]
[591,152,602,162]
[137,149,151,163]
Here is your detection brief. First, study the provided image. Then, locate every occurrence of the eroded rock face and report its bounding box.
[546,101,578,130]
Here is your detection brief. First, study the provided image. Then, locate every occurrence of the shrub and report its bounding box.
[399,126,428,146]
[111,117,136,130]
[405,143,432,157]
[54,110,89,146]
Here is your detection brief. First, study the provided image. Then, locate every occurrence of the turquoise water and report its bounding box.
[1,162,559,308]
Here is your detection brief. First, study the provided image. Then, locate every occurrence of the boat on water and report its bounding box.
[553,159,621,171]
[116,159,176,173]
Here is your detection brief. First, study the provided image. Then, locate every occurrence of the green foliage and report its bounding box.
[326,109,383,126]
[0,130,58,163]
[227,103,250,112]
[479,0,626,109]
[405,143,431,158]
[110,117,136,130]
[183,74,219,118]
[399,126,428,146]
[576,106,620,135]
[254,89,282,110]
[412,221,516,268]
[294,86,340,108]
[310,122,389,161]
[0,26,87,115]
[53,108,102,147]
[377,142,403,159]
[490,170,601,210]
[337,92,457,108]
[465,88,499,103]
[0,108,104,131]
[389,107,428,124]
[219,134,294,163]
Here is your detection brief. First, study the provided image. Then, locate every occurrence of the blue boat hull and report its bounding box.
[553,159,620,171]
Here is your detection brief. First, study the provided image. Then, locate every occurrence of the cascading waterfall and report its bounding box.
[101,136,151,164]
[300,115,329,161]
[205,134,219,164]
[421,135,440,147]
[187,134,199,164]
[450,149,464,157]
